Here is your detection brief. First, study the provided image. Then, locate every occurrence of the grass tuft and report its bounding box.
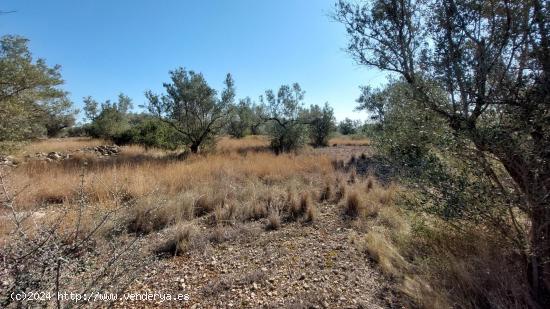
[155,223,200,256]
[345,191,362,218]
[319,183,332,202]
[265,208,282,231]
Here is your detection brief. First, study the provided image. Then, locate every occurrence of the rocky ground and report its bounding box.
[111,145,398,309]
[115,204,395,309]
[0,145,121,167]
[1,144,398,308]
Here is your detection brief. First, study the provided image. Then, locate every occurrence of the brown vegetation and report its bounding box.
[1,136,529,308]
[329,136,369,146]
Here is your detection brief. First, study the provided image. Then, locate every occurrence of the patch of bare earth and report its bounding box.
[116,208,390,308]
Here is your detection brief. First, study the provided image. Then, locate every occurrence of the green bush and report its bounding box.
[262,83,309,153]
[305,103,335,147]
[130,117,183,150]
[83,94,133,141]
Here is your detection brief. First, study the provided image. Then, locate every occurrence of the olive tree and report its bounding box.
[145,68,235,153]
[261,83,309,153]
[0,35,76,149]
[227,97,255,138]
[335,0,550,302]
[304,103,335,147]
[338,118,360,135]
[82,94,133,141]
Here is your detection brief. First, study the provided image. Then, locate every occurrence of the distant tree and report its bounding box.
[0,35,76,150]
[335,0,550,302]
[227,97,254,138]
[83,96,99,120]
[338,118,360,135]
[305,103,335,147]
[83,94,133,141]
[146,68,234,153]
[250,103,267,135]
[261,83,309,153]
[43,99,77,137]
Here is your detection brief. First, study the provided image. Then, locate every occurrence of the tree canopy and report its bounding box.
[335,0,550,303]
[0,35,76,151]
[146,68,235,153]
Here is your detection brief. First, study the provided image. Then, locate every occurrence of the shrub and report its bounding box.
[266,208,282,231]
[319,184,332,202]
[304,202,318,223]
[129,116,184,150]
[338,118,361,135]
[305,103,335,147]
[83,94,133,141]
[155,223,199,256]
[261,83,309,153]
[227,97,255,138]
[345,191,362,218]
[0,170,148,308]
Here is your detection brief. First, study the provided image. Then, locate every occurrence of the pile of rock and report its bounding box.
[81,145,121,156]
[25,152,71,162]
[0,155,17,167]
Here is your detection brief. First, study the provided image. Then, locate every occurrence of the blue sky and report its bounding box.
[1,0,387,122]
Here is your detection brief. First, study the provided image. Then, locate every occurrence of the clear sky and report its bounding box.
[1,0,388,122]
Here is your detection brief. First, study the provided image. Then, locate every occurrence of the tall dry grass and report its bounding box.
[329,136,370,146]
[10,140,333,211]
[345,176,532,308]
[215,135,270,154]
[6,137,529,308]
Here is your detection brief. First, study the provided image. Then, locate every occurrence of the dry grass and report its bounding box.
[4,137,334,245]
[345,191,362,217]
[216,135,270,154]
[343,179,398,220]
[329,136,370,146]
[334,181,346,203]
[155,223,200,256]
[319,183,332,202]
[5,137,528,308]
[345,176,531,308]
[266,208,282,230]
[10,150,332,209]
[304,202,318,223]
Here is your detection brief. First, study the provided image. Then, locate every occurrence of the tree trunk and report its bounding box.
[499,156,550,305]
[469,129,550,305]
[190,143,199,153]
[528,202,550,306]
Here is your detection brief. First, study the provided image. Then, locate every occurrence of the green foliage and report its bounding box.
[261,83,309,153]
[83,94,133,140]
[356,86,387,125]
[361,80,510,221]
[0,35,76,152]
[227,97,255,138]
[43,101,76,137]
[250,104,267,135]
[304,103,335,147]
[336,0,550,299]
[129,115,184,150]
[146,68,234,153]
[338,118,360,135]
